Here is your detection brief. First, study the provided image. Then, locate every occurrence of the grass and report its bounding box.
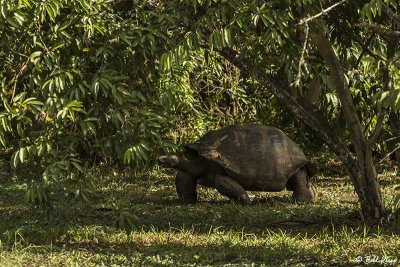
[0,160,400,266]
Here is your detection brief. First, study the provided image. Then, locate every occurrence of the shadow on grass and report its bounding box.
[5,231,355,266]
[1,168,400,256]
[0,196,391,244]
[50,240,335,266]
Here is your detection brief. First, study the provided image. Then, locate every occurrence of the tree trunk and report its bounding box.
[306,75,322,106]
[308,30,385,221]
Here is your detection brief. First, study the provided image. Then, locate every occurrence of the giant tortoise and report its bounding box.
[159,124,316,204]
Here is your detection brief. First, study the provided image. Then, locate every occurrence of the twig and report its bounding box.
[356,23,400,39]
[296,0,348,26]
[379,144,400,163]
[293,22,309,88]
[383,135,400,143]
[382,3,400,22]
[12,58,30,100]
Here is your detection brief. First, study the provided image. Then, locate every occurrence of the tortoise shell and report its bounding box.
[186,124,309,181]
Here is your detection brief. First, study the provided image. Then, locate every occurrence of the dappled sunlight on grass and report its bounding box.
[1,164,400,266]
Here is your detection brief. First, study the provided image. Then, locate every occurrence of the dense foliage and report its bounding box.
[1,0,400,218]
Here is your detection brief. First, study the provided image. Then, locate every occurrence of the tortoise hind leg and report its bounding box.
[214,175,251,205]
[285,177,295,191]
[291,167,316,203]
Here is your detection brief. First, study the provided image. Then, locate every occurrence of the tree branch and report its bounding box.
[296,0,348,26]
[218,47,355,169]
[356,23,400,39]
[308,30,366,156]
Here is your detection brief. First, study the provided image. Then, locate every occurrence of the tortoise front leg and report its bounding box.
[214,175,250,205]
[175,171,197,204]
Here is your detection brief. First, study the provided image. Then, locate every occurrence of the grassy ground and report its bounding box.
[0,160,400,266]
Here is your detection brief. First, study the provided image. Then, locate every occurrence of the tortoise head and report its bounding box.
[158,155,180,168]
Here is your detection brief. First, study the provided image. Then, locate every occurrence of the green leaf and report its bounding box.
[223,28,232,46]
[116,211,140,230]
[23,97,43,106]
[14,12,25,25]
[29,51,42,62]
[71,161,84,172]
[19,147,26,163]
[51,42,65,51]
[1,2,8,19]
[123,149,132,164]
[0,131,6,147]
[11,151,20,167]
[17,122,24,137]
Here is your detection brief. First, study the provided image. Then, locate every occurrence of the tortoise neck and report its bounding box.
[176,156,206,177]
